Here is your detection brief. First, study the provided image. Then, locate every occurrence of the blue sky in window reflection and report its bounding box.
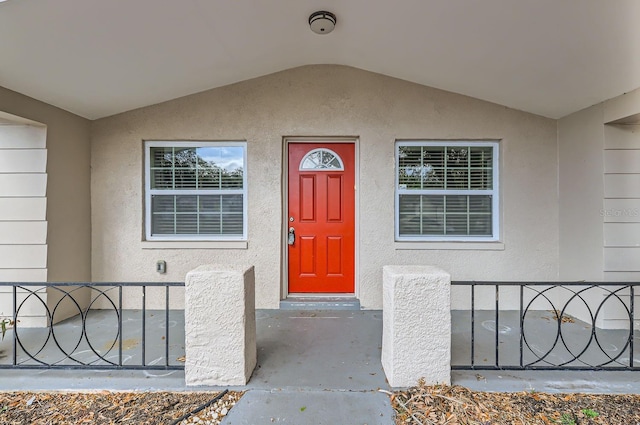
[197,147,243,172]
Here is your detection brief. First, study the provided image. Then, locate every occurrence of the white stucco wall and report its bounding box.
[558,105,606,281]
[91,65,559,309]
[185,264,256,386]
[382,266,451,387]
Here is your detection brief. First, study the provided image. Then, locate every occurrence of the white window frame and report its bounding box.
[395,140,500,242]
[144,140,248,241]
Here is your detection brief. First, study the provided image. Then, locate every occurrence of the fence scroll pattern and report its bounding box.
[451,282,639,371]
[0,282,185,370]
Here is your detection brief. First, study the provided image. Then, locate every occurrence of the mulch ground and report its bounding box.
[1,385,639,424]
[0,391,240,425]
[392,382,640,424]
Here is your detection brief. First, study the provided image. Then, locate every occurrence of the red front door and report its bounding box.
[287,143,355,293]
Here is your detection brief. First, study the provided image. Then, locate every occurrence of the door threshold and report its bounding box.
[280,296,360,311]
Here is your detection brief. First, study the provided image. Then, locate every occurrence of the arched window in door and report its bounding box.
[299,148,344,171]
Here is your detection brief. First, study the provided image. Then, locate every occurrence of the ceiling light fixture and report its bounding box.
[308,11,336,35]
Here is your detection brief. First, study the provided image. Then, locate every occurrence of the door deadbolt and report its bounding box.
[288,227,295,245]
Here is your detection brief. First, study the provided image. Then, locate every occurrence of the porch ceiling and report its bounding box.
[0,0,638,120]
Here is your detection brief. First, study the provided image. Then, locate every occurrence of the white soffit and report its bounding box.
[0,0,638,120]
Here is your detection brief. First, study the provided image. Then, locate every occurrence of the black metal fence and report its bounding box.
[0,282,185,370]
[451,282,640,371]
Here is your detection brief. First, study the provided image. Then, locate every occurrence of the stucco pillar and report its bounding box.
[382,265,451,387]
[184,264,256,386]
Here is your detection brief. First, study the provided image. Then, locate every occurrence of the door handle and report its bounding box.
[288,227,295,245]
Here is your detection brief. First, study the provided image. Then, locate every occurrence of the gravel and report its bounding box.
[178,391,242,425]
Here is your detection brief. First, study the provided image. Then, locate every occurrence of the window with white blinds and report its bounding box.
[145,141,247,240]
[395,141,499,241]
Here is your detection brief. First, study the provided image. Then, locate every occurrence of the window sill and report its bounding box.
[141,241,248,250]
[394,241,505,251]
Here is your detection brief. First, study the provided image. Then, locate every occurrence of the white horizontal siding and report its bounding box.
[604,150,640,174]
[0,269,47,282]
[0,149,47,173]
[599,300,639,321]
[0,280,49,328]
[603,199,640,222]
[0,286,46,295]
[0,125,46,149]
[0,292,48,317]
[0,174,47,197]
[604,174,640,198]
[0,198,46,221]
[603,271,640,281]
[0,124,48,327]
[603,126,640,276]
[0,222,47,244]
[604,223,640,247]
[604,247,640,272]
[0,245,47,269]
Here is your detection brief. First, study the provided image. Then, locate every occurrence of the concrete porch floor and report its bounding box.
[1,308,640,391]
[0,309,388,391]
[1,309,640,423]
[0,309,639,394]
[0,309,394,425]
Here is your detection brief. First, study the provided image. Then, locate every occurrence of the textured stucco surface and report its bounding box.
[184,264,256,386]
[382,265,451,387]
[90,65,558,309]
[558,105,605,281]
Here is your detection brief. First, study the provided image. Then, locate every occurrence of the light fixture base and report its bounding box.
[308,11,336,35]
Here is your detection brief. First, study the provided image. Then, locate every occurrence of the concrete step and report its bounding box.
[279,297,360,310]
[221,390,394,425]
